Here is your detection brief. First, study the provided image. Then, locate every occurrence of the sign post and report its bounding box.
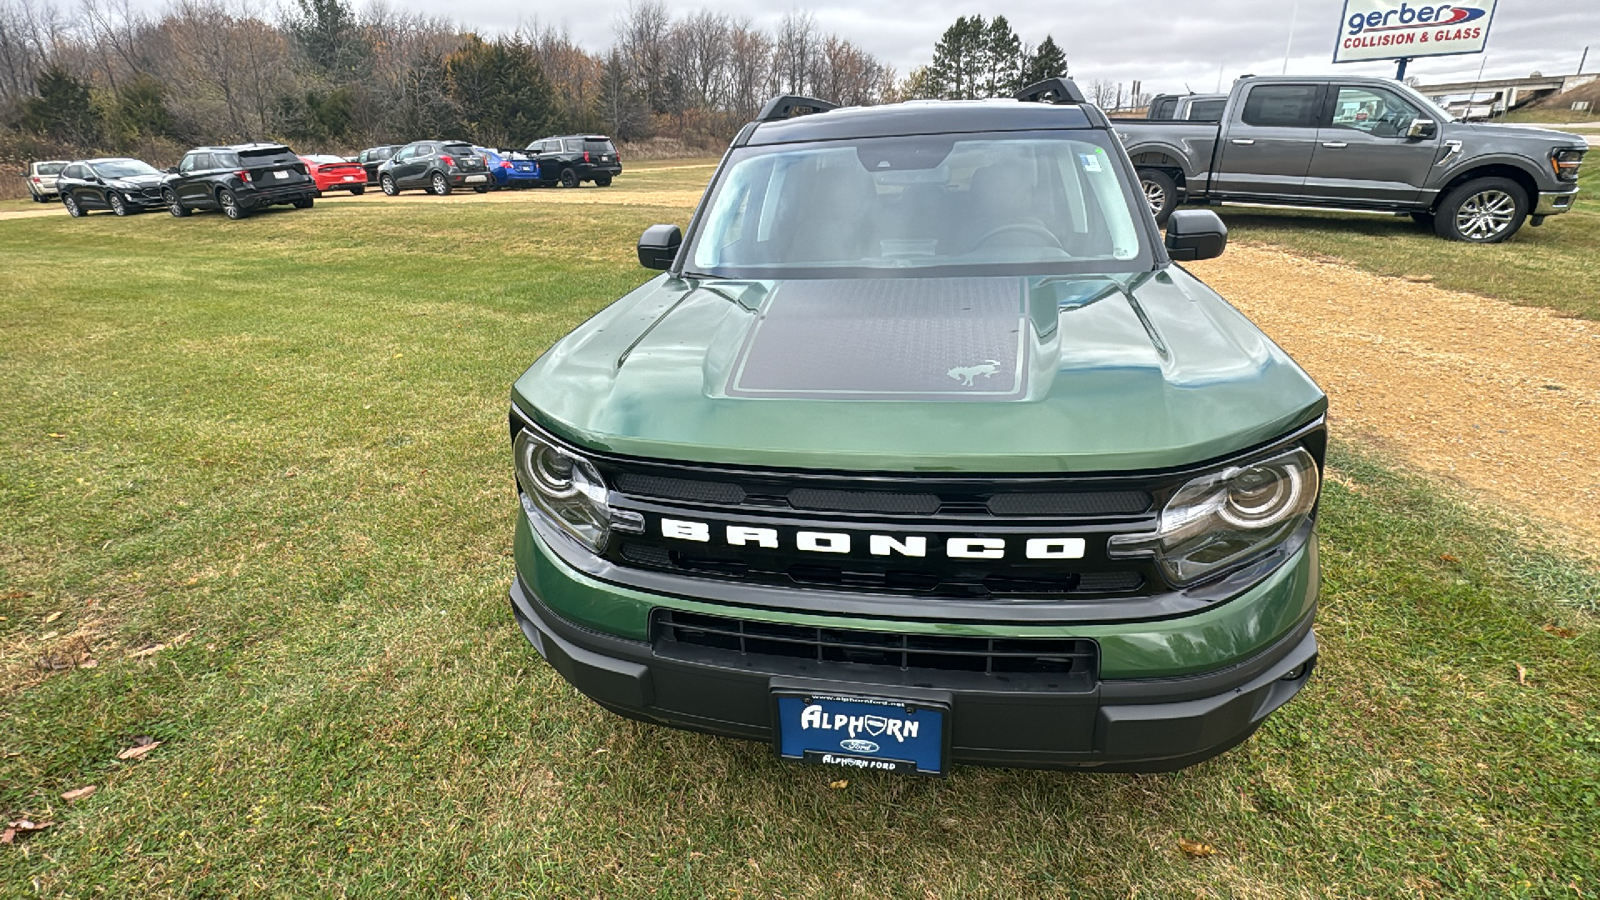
[1332,0,1498,78]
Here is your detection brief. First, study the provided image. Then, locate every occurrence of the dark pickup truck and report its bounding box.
[1118,75,1587,242]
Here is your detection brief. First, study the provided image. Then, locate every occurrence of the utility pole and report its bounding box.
[1580,46,1589,76]
[1395,57,1410,81]
[1283,0,1300,74]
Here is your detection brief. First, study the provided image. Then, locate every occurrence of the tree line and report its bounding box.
[1,2,1095,165]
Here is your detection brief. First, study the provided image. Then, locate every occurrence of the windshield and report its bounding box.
[686,131,1150,279]
[91,159,160,178]
[1397,83,1458,122]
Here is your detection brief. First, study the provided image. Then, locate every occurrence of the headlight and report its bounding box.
[513,427,610,552]
[1108,447,1319,586]
[1553,149,1584,182]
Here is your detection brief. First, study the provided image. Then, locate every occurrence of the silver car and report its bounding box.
[26,160,68,202]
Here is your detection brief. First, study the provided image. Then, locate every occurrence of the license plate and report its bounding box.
[273,170,288,179]
[342,175,354,181]
[774,692,948,776]
[466,175,486,183]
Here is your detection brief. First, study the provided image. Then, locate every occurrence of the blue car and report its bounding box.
[477,148,541,189]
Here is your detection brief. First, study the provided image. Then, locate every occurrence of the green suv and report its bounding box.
[507,80,1327,774]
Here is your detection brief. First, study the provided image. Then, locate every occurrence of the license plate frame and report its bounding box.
[772,690,950,776]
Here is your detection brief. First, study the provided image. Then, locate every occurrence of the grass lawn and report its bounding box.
[1217,165,1600,321]
[2,169,1599,897]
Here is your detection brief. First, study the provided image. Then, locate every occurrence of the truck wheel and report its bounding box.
[1433,177,1527,243]
[595,174,613,187]
[1137,168,1178,227]
[559,168,579,188]
[164,189,190,218]
[292,196,314,209]
[431,172,451,196]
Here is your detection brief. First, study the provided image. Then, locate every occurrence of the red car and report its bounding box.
[299,155,368,195]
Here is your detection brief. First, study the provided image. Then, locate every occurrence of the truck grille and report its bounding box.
[654,609,1098,678]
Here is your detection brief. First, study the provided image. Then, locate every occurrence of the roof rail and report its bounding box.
[1014,77,1087,105]
[757,95,838,122]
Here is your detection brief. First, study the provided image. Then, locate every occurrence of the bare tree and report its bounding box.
[723,18,769,118]
[771,10,816,96]
[614,0,668,113]
[669,8,727,110]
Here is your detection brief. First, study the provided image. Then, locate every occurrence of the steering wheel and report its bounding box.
[976,222,1064,250]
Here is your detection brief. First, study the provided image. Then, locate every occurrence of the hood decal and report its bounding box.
[727,278,1029,401]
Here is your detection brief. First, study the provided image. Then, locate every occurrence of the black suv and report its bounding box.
[377,141,491,195]
[525,135,621,187]
[56,158,168,217]
[163,144,317,220]
[357,145,401,185]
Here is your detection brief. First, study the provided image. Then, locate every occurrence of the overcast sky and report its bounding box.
[405,0,1596,95]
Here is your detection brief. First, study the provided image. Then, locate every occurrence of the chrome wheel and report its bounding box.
[110,193,128,216]
[1142,179,1167,217]
[1455,189,1515,240]
[381,175,398,196]
[64,196,82,217]
[432,173,449,195]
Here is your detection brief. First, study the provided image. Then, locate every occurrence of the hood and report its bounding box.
[514,270,1326,473]
[1459,122,1590,147]
[113,173,165,188]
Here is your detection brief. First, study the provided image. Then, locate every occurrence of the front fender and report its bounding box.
[1432,150,1554,193]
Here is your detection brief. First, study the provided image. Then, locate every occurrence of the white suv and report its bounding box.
[26,160,69,202]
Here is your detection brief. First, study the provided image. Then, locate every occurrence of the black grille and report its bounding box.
[616,473,746,505]
[788,488,940,515]
[987,491,1152,516]
[655,609,1097,678]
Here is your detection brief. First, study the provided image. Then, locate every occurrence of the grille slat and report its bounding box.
[655,610,1097,679]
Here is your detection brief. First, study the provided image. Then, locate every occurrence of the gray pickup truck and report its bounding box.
[1117,75,1587,242]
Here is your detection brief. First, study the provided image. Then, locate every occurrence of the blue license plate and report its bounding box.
[774,692,948,776]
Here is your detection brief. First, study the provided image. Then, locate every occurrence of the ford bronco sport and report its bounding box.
[507,80,1327,774]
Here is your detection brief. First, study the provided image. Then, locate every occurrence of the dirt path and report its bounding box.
[1190,245,1600,553]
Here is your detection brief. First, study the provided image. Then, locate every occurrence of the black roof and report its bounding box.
[188,143,293,152]
[744,99,1099,146]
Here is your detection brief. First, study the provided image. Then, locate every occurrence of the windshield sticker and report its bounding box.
[1079,153,1103,173]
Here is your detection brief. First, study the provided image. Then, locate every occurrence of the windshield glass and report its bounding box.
[686,131,1150,278]
[1397,83,1458,122]
[37,162,66,175]
[91,159,160,178]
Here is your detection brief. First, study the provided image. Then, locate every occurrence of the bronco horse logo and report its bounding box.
[947,360,1001,387]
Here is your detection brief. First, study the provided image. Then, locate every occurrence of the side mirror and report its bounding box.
[638,224,682,270]
[1164,209,1228,261]
[1407,118,1437,139]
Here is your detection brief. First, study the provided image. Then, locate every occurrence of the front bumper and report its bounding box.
[510,519,1320,772]
[1534,188,1579,216]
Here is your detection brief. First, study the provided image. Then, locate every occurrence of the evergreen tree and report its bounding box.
[927,16,986,100]
[287,0,370,83]
[444,36,555,146]
[106,74,172,147]
[980,16,1022,97]
[1019,35,1068,87]
[20,66,101,145]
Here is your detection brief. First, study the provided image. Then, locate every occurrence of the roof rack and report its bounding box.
[757,95,838,122]
[1014,77,1087,105]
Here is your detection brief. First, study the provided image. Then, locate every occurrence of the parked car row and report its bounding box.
[53,143,317,220]
[28,132,626,218]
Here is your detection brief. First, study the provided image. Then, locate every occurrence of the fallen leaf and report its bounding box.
[1542,624,1576,639]
[128,643,166,659]
[60,785,97,802]
[78,659,98,669]
[1439,553,1459,563]
[1178,838,1217,858]
[1515,663,1528,685]
[118,740,162,761]
[48,432,67,438]
[828,779,849,789]
[43,611,62,624]
[2,819,56,844]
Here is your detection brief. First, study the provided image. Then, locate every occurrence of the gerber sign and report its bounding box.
[1333,0,1497,63]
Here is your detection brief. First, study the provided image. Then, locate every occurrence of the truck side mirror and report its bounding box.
[638,224,682,270]
[1407,118,1436,139]
[1165,209,1228,261]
